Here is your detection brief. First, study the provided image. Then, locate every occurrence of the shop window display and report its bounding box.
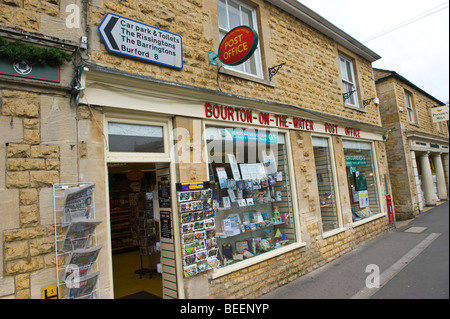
[312,137,340,232]
[205,127,297,269]
[343,140,381,221]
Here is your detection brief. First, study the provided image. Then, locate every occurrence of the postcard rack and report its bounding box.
[177,182,220,278]
[53,183,101,299]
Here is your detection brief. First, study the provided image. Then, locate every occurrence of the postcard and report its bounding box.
[182,223,194,234]
[184,264,197,278]
[193,220,205,231]
[216,167,228,189]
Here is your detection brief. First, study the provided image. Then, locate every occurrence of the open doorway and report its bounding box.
[107,162,164,299]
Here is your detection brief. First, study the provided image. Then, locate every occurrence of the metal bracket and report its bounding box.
[208,51,219,66]
[343,90,356,103]
[268,63,285,81]
[363,97,380,107]
[363,99,373,107]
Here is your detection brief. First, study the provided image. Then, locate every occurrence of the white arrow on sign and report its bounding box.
[98,13,183,69]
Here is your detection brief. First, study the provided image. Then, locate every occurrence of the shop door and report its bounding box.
[107,162,177,299]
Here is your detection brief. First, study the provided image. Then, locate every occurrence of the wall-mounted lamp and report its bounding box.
[363,97,380,107]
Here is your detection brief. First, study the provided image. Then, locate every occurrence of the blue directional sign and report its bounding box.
[98,13,183,69]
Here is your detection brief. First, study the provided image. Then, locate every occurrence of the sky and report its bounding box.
[298,0,450,104]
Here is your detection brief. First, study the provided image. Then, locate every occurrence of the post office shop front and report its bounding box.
[79,65,392,299]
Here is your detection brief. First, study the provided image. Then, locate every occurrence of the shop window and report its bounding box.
[312,136,340,232]
[205,127,297,268]
[108,122,164,153]
[404,91,418,125]
[343,140,381,222]
[339,54,359,108]
[217,0,263,78]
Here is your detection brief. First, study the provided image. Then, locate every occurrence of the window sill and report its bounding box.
[344,103,366,113]
[219,67,275,88]
[352,212,386,228]
[209,242,306,280]
[322,227,347,239]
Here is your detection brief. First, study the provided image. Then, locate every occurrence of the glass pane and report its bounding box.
[345,61,354,83]
[232,62,245,73]
[408,109,413,122]
[243,56,257,75]
[228,0,241,29]
[343,141,380,221]
[219,30,227,42]
[205,127,297,269]
[217,0,228,29]
[404,93,412,108]
[241,6,253,27]
[343,81,356,105]
[108,123,164,153]
[340,57,349,81]
[313,137,339,232]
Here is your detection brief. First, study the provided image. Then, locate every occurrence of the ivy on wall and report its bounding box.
[0,37,72,66]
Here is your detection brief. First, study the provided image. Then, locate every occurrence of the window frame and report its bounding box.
[339,54,360,108]
[217,0,264,79]
[404,90,418,125]
[105,112,172,163]
[312,134,344,237]
[342,139,385,227]
[436,121,445,134]
[203,121,304,279]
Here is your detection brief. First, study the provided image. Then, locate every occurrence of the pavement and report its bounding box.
[260,200,449,299]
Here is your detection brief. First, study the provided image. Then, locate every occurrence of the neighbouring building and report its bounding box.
[374,68,449,221]
[1,0,395,299]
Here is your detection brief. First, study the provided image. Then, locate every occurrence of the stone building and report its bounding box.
[374,68,449,221]
[1,0,395,299]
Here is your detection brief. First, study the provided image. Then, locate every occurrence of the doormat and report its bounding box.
[120,291,162,299]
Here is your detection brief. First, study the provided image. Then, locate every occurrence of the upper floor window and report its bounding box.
[217,0,263,78]
[404,91,418,125]
[339,54,359,108]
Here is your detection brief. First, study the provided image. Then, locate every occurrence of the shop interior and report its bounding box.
[107,163,163,299]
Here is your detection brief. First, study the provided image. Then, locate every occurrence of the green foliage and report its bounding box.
[0,37,72,66]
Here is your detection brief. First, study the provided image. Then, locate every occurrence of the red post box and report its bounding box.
[386,194,395,224]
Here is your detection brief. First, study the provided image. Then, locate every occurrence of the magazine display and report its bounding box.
[64,245,102,281]
[60,219,102,253]
[63,183,95,224]
[67,271,100,299]
[54,183,101,299]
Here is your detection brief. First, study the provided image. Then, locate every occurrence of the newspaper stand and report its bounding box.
[53,183,101,299]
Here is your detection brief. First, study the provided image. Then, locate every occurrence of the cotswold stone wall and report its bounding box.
[0,0,83,42]
[0,89,62,299]
[0,86,108,298]
[86,0,381,127]
[0,0,109,300]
